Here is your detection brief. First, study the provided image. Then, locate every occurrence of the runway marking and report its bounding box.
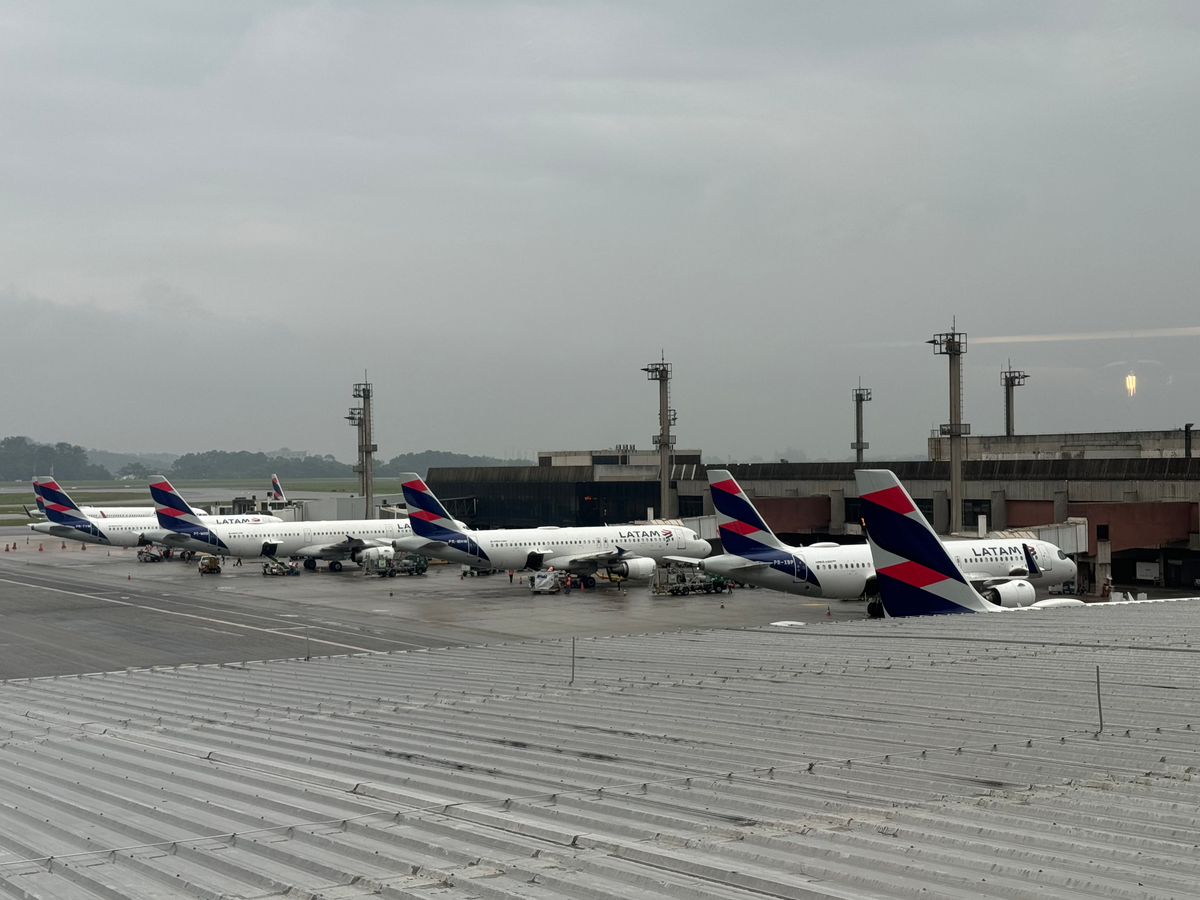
[0,577,374,653]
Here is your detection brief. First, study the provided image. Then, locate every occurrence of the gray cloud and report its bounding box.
[3,2,1198,462]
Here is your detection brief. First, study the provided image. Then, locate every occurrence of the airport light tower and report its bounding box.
[1000,363,1028,437]
[642,355,675,519]
[928,326,969,534]
[851,381,872,466]
[347,378,377,519]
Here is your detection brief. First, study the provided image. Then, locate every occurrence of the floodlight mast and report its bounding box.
[851,380,872,466]
[928,327,969,534]
[1001,363,1028,437]
[350,377,376,518]
[642,355,675,519]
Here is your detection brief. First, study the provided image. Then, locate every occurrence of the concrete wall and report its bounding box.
[1068,501,1200,555]
[752,496,831,535]
[928,428,1194,461]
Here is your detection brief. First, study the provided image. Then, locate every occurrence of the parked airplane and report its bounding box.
[29,478,280,548]
[670,469,1076,602]
[151,476,416,570]
[397,473,711,586]
[856,468,1087,616]
[27,476,291,521]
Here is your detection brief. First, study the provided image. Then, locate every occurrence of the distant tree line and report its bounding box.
[0,436,112,481]
[2,436,532,483]
[168,450,355,479]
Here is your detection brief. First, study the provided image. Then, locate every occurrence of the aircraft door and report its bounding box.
[793,554,810,585]
[676,528,686,550]
[304,529,312,544]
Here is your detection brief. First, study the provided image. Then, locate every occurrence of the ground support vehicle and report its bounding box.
[136,548,164,563]
[197,555,222,575]
[652,564,726,596]
[530,570,566,594]
[262,560,300,576]
[393,553,428,575]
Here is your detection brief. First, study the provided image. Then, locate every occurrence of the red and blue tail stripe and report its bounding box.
[270,475,286,502]
[151,477,228,550]
[856,470,992,617]
[400,474,489,561]
[32,479,46,515]
[37,477,106,540]
[707,469,819,586]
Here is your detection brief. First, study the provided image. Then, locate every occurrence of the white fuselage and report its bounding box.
[703,538,1076,600]
[407,524,710,574]
[167,517,415,561]
[30,514,282,547]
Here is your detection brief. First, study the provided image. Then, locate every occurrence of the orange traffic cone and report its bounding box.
[81,543,86,551]
[38,544,43,552]
[3,544,8,552]
[826,606,831,616]
[61,541,66,549]
[127,574,131,580]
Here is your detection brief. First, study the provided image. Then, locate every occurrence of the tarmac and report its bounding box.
[0,525,864,680]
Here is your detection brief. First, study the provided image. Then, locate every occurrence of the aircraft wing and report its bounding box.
[721,560,772,572]
[664,556,704,566]
[305,535,391,555]
[555,549,623,565]
[964,572,1028,589]
[159,532,196,546]
[40,524,82,538]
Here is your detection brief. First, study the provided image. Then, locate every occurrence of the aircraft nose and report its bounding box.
[696,539,712,557]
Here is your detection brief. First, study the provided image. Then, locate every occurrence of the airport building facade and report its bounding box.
[428,434,1200,595]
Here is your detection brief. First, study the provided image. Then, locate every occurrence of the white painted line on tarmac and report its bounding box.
[0,577,375,653]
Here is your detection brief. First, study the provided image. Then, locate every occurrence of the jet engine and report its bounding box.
[606,558,657,582]
[358,546,393,567]
[983,580,1036,608]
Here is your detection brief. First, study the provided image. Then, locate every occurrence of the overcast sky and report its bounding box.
[3,2,1198,463]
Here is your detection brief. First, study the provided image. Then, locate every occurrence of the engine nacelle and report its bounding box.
[984,579,1036,608]
[606,557,657,582]
[358,546,394,568]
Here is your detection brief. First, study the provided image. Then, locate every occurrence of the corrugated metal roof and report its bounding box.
[2,602,1199,899]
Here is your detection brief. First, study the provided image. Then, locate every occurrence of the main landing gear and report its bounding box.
[303,558,317,571]
[328,560,343,573]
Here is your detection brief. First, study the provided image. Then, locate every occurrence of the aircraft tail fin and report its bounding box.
[37,477,88,525]
[270,474,287,503]
[399,473,463,541]
[707,469,789,558]
[32,478,47,515]
[855,469,994,616]
[150,476,206,533]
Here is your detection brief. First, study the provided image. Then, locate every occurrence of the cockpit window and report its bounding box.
[1057,549,1067,560]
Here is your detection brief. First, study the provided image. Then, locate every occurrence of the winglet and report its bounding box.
[707,469,788,558]
[270,474,287,503]
[855,469,995,616]
[1022,542,1042,578]
[32,478,46,516]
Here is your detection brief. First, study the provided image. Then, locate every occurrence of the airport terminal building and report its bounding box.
[428,430,1200,595]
